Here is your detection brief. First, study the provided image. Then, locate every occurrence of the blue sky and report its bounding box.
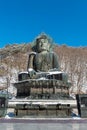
[0,0,87,48]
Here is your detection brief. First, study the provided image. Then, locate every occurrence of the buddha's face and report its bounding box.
[37,38,50,52]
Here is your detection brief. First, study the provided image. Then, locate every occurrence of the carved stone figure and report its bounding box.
[15,33,70,99]
[27,34,60,78]
[14,33,72,118]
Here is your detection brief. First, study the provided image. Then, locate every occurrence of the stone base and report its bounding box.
[14,79,70,99]
[14,103,71,118]
[15,108,71,118]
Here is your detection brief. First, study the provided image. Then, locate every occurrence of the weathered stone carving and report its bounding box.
[14,33,70,99]
[27,33,60,79]
[13,33,72,118]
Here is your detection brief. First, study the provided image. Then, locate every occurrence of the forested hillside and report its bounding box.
[0,43,87,94]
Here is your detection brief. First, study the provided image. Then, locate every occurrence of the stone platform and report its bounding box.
[8,99,77,118]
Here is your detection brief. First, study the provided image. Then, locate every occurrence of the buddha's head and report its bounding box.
[31,33,54,52]
[36,34,50,52]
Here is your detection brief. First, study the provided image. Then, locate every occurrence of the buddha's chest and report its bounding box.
[36,53,52,64]
[35,53,53,71]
